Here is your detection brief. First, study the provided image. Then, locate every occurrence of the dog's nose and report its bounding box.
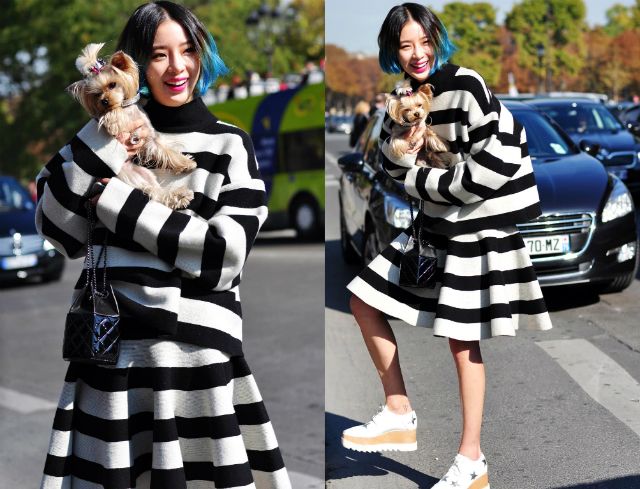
[101,99,109,107]
[414,111,420,117]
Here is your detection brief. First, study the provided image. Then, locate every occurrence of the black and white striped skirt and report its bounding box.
[347,227,552,340]
[40,339,291,489]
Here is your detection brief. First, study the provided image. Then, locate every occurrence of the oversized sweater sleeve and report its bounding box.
[95,129,268,291]
[382,71,522,207]
[35,119,127,258]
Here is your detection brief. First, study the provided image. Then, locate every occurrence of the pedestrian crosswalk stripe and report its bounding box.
[0,386,57,414]
[537,339,640,437]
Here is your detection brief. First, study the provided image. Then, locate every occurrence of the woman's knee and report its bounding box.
[350,294,381,321]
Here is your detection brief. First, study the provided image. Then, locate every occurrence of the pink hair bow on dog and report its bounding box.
[88,58,106,75]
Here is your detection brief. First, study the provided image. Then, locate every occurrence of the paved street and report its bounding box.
[325,133,640,488]
[0,234,323,488]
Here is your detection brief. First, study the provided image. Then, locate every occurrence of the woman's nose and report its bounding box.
[413,43,425,59]
[168,53,185,73]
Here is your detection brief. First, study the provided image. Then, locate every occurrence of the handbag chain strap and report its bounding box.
[84,202,109,298]
[406,196,424,246]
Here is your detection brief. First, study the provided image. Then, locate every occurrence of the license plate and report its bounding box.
[1,254,37,270]
[524,235,570,256]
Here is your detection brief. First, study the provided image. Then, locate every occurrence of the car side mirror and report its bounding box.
[579,139,601,157]
[338,152,365,173]
[626,121,640,138]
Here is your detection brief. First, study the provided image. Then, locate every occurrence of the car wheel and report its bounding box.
[339,203,360,265]
[291,196,320,240]
[362,225,379,266]
[600,272,635,293]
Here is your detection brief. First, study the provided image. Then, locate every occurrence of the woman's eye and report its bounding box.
[185,46,196,53]
[108,82,116,89]
[151,52,165,60]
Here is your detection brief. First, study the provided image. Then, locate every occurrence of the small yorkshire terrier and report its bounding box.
[68,43,196,209]
[386,82,452,169]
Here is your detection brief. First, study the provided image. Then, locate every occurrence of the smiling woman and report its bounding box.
[35,2,291,488]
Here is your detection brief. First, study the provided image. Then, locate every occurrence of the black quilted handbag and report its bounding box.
[398,198,438,288]
[62,202,120,365]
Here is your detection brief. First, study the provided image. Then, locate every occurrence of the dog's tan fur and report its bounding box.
[386,83,453,169]
[68,43,196,209]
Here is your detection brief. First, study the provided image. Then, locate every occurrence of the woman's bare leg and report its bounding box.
[449,338,485,460]
[349,294,412,413]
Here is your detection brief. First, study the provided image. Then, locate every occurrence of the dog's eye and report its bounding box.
[108,82,116,90]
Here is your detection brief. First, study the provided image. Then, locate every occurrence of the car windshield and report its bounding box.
[511,110,578,160]
[536,103,623,133]
[0,179,34,212]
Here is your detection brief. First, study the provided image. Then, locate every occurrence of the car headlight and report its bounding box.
[384,194,414,228]
[602,179,634,223]
[43,239,56,251]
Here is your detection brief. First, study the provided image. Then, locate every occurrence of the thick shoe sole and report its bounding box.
[341,429,417,452]
[469,473,489,489]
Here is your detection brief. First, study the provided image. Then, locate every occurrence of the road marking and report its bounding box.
[537,339,640,437]
[325,153,339,169]
[289,471,323,488]
[0,386,57,414]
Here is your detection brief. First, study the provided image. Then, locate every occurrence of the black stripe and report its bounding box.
[423,202,541,235]
[173,323,243,357]
[458,163,494,200]
[44,453,152,488]
[235,401,271,425]
[491,172,537,199]
[199,230,225,288]
[70,136,120,178]
[114,189,149,241]
[442,267,539,291]
[446,233,525,257]
[437,167,466,207]
[436,298,547,323]
[184,461,253,487]
[157,211,190,265]
[430,107,471,127]
[247,447,286,472]
[217,187,266,209]
[359,267,438,312]
[190,192,217,220]
[65,360,234,392]
[40,213,84,258]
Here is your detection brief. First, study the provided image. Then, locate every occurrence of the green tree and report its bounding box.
[505,0,586,92]
[604,4,634,35]
[0,0,324,180]
[437,2,502,87]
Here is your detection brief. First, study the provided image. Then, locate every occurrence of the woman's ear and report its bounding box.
[110,51,138,77]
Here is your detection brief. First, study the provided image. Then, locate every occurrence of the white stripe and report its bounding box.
[179,297,242,341]
[240,422,280,451]
[215,215,247,289]
[0,386,57,414]
[77,119,127,174]
[537,339,640,436]
[253,467,292,489]
[133,196,173,256]
[111,281,181,313]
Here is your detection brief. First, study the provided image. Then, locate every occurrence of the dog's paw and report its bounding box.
[170,187,194,209]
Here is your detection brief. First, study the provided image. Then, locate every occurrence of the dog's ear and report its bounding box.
[110,51,138,76]
[66,81,84,101]
[418,83,434,102]
[385,94,401,122]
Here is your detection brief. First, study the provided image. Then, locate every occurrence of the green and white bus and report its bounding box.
[208,83,324,238]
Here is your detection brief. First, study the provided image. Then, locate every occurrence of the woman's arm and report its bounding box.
[382,72,522,207]
[35,119,127,258]
[95,130,268,291]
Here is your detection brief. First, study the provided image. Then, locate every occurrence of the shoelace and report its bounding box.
[364,405,386,427]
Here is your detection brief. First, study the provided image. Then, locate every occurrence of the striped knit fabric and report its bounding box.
[348,64,552,339]
[36,97,291,487]
[40,340,290,489]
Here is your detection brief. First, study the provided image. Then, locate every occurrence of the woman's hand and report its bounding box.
[116,119,149,159]
[89,178,111,206]
[405,124,426,154]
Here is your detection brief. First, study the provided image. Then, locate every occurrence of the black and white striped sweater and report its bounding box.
[35,97,267,356]
[382,64,542,235]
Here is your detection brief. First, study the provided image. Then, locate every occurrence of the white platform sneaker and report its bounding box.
[341,405,417,452]
[431,453,490,489]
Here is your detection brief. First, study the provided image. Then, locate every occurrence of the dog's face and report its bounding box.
[68,47,139,119]
[386,84,434,127]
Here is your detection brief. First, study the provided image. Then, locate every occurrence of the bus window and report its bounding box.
[279,128,324,172]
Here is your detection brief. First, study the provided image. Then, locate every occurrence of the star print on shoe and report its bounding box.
[341,405,417,452]
[431,453,489,489]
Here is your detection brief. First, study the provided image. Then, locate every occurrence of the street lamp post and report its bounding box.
[536,43,545,94]
[245,2,296,76]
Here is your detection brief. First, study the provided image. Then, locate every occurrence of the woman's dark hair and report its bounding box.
[378,3,456,76]
[117,1,228,96]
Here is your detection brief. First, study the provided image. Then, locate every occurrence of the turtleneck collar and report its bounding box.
[406,63,453,93]
[142,96,217,133]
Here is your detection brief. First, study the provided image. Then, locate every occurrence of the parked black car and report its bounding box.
[526,98,640,193]
[338,103,638,292]
[617,103,640,137]
[326,115,354,134]
[0,176,64,284]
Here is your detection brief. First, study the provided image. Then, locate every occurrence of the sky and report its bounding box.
[325,0,636,55]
